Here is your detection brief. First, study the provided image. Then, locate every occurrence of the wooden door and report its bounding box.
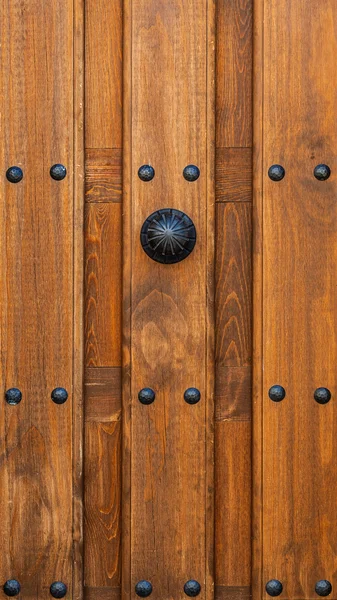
[0,1,336,600]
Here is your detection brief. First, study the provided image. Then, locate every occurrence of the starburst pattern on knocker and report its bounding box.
[140,208,197,264]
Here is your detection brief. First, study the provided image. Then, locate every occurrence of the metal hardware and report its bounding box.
[266,580,283,597]
[51,388,68,404]
[50,582,67,598]
[140,208,196,264]
[183,165,200,181]
[5,388,22,406]
[268,165,285,181]
[50,164,67,180]
[184,388,201,405]
[314,164,331,181]
[3,581,21,597]
[138,388,155,405]
[138,165,155,181]
[135,581,152,597]
[184,581,201,597]
[268,385,286,402]
[314,387,331,404]
[315,581,332,597]
[6,167,23,183]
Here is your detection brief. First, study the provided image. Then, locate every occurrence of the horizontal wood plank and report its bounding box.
[85,149,122,203]
[216,148,252,203]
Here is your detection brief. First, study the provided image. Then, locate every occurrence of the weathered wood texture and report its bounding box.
[253,1,337,598]
[0,1,83,598]
[84,0,123,593]
[123,1,215,599]
[215,0,253,594]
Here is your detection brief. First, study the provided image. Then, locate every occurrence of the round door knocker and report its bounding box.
[140,208,196,264]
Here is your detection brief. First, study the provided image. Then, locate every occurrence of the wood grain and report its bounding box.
[216,0,253,147]
[216,148,252,203]
[254,0,337,598]
[85,0,122,148]
[85,149,122,203]
[215,586,251,600]
[122,1,215,599]
[85,203,122,367]
[0,0,77,597]
[84,368,121,588]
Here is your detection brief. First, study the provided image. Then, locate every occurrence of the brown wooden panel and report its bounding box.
[253,0,337,598]
[84,368,121,588]
[85,203,122,367]
[216,0,253,147]
[215,203,252,368]
[0,0,82,597]
[216,148,252,203]
[85,0,122,148]
[215,586,251,600]
[215,366,251,422]
[85,588,121,600]
[123,1,215,599]
[85,149,122,203]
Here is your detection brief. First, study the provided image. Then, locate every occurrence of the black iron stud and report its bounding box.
[3,581,21,597]
[266,580,283,597]
[268,165,285,181]
[184,388,201,405]
[183,165,200,182]
[314,164,331,181]
[135,581,152,597]
[268,385,286,402]
[315,581,332,597]
[50,582,67,599]
[141,208,196,264]
[50,164,67,181]
[138,388,155,405]
[184,581,201,597]
[314,388,331,405]
[138,165,155,182]
[5,388,22,406]
[6,167,23,183]
[51,388,68,405]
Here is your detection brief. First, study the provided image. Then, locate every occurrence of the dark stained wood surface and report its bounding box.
[253,0,337,598]
[216,149,252,203]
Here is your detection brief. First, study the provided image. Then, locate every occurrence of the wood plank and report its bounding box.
[215,586,251,600]
[216,148,252,203]
[216,0,253,147]
[85,149,122,203]
[122,1,215,599]
[85,0,122,148]
[85,587,121,600]
[85,367,121,422]
[215,366,251,422]
[85,203,122,367]
[0,0,77,597]
[253,0,337,598]
[215,203,252,368]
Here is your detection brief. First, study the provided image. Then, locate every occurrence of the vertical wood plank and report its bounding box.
[123,1,215,599]
[85,0,123,149]
[253,1,337,598]
[0,0,83,597]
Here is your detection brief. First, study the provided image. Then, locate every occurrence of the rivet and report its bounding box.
[268,165,285,181]
[50,164,67,181]
[50,582,67,598]
[315,581,332,597]
[5,388,22,406]
[183,165,200,182]
[314,164,331,181]
[266,580,283,597]
[184,388,201,405]
[6,167,23,183]
[138,165,155,182]
[51,388,68,405]
[3,581,21,597]
[314,388,331,404]
[184,580,201,597]
[138,388,155,405]
[135,581,152,597]
[268,385,286,402]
